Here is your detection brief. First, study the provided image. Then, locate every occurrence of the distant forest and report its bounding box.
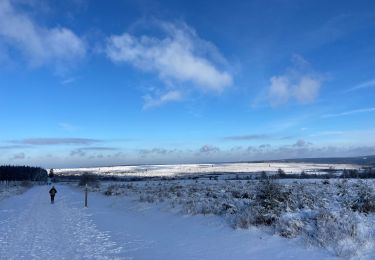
[0,165,48,181]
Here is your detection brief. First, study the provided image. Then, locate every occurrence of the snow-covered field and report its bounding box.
[0,183,342,259]
[95,178,375,258]
[54,162,361,177]
[1,163,375,259]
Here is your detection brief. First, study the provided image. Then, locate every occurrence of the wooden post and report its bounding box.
[85,184,88,207]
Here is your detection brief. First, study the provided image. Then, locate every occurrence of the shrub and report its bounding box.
[139,194,155,203]
[277,168,287,178]
[20,180,32,187]
[104,184,118,196]
[254,179,290,219]
[304,210,372,257]
[78,173,99,187]
[276,212,305,238]
[232,179,291,227]
[351,181,375,213]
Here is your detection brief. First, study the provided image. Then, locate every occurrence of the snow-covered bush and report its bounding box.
[351,181,375,213]
[139,194,156,203]
[276,212,306,238]
[20,180,33,187]
[104,184,127,196]
[304,210,372,257]
[95,178,375,258]
[288,184,319,210]
[231,179,291,228]
[251,179,291,225]
[182,198,224,215]
[231,207,254,229]
[79,173,99,187]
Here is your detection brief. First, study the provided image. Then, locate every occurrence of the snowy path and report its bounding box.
[0,184,338,259]
[0,185,123,260]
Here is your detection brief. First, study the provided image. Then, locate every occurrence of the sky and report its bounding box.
[0,0,375,168]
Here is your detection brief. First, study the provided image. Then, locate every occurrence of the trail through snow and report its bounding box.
[0,185,123,260]
[0,184,338,259]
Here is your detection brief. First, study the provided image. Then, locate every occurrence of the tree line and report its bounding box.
[0,165,48,181]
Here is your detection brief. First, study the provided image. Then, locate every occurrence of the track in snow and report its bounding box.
[0,185,123,260]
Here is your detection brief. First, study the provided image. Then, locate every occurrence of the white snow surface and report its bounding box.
[0,185,122,260]
[0,182,27,201]
[54,162,360,177]
[0,184,341,259]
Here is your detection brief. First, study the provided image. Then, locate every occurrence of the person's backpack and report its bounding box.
[49,188,57,195]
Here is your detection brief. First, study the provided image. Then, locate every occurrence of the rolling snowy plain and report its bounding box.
[1,162,374,259]
[54,162,360,177]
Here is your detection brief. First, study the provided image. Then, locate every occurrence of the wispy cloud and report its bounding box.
[70,147,118,157]
[58,122,78,131]
[345,79,375,93]
[223,134,269,141]
[139,148,171,156]
[60,76,81,85]
[70,149,86,157]
[309,131,345,137]
[79,147,118,151]
[0,145,30,149]
[12,138,101,145]
[106,21,232,92]
[11,152,25,160]
[143,90,183,109]
[199,144,220,153]
[292,139,312,148]
[0,0,86,70]
[267,55,322,106]
[322,107,375,118]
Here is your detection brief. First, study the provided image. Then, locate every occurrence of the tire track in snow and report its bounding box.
[0,185,124,259]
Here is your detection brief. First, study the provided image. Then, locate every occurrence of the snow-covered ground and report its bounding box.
[54,162,361,177]
[97,178,375,258]
[1,178,374,259]
[0,181,29,201]
[0,184,336,259]
[0,185,122,259]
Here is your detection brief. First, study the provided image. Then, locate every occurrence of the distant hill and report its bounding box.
[266,155,375,166]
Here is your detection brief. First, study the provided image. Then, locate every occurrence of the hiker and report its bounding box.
[49,186,57,204]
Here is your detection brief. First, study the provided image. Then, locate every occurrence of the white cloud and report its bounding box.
[292,139,312,148]
[0,0,86,69]
[345,79,375,93]
[106,22,232,92]
[199,144,220,153]
[322,107,375,118]
[293,76,320,103]
[268,76,290,106]
[267,55,322,106]
[143,90,183,109]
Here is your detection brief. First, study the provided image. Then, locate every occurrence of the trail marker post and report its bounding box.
[85,184,88,207]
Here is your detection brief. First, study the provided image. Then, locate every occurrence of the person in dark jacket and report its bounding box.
[49,186,57,204]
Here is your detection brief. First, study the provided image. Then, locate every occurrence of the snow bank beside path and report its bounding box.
[0,182,28,201]
[87,188,334,260]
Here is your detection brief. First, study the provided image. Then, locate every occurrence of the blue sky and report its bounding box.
[0,0,375,168]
